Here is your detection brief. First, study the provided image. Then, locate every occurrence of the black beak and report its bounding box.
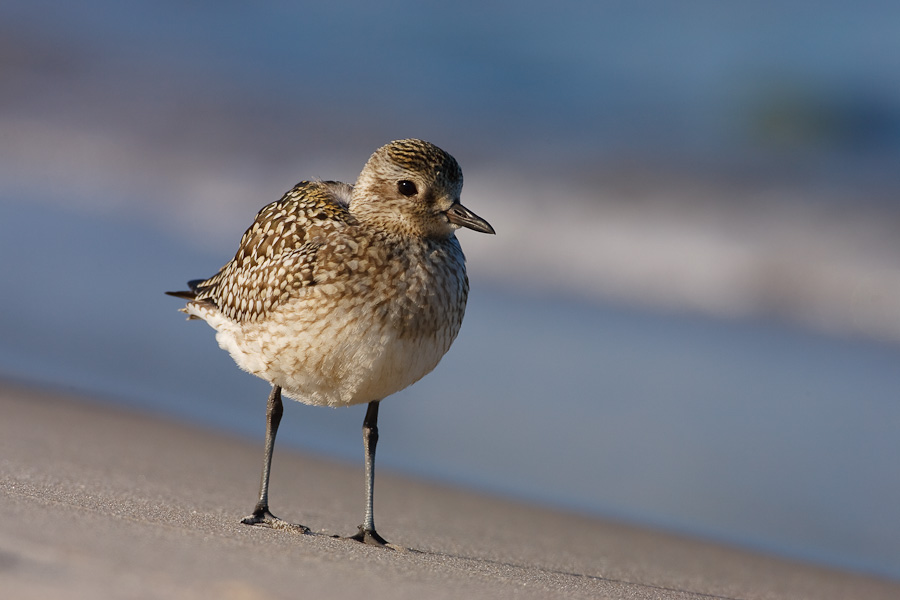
[446,202,495,234]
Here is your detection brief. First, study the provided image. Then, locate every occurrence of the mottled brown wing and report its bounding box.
[188,180,355,323]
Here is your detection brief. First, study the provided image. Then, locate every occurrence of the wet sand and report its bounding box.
[1,383,897,599]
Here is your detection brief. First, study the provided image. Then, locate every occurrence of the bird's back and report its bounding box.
[178,180,355,324]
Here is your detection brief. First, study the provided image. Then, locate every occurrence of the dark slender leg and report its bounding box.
[241,386,309,532]
[350,400,389,545]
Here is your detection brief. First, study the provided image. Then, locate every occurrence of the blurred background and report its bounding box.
[2,0,900,580]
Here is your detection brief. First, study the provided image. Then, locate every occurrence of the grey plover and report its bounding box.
[167,139,494,545]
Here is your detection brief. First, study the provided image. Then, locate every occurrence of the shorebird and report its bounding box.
[167,139,494,546]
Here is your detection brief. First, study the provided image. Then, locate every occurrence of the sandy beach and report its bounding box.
[1,382,897,600]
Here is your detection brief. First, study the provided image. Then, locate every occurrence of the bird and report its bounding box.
[167,139,494,546]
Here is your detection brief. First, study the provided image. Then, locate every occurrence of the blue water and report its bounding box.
[2,199,900,580]
[4,0,900,178]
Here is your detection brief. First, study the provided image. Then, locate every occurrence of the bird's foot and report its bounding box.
[347,525,403,550]
[241,507,310,533]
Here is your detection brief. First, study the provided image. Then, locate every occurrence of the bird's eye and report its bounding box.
[397,180,418,197]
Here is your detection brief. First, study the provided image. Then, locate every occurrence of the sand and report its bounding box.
[1,383,897,599]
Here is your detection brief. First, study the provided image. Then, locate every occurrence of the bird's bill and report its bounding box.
[445,203,495,234]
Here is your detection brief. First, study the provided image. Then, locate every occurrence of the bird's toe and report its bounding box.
[241,507,310,533]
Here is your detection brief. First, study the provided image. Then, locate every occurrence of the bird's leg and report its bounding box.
[241,385,309,532]
[350,400,390,546]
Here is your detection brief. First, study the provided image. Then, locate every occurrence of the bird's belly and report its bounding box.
[206,298,459,408]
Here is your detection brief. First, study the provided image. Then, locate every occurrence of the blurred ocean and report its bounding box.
[2,0,900,580]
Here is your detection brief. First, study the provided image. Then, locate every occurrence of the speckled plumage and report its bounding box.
[168,139,493,542]
[172,139,491,408]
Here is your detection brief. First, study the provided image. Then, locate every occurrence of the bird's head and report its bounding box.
[351,139,495,239]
